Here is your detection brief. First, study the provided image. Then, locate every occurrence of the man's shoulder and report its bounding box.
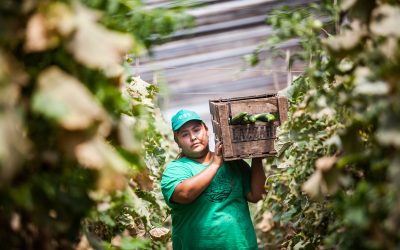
[162,158,194,181]
[164,158,191,172]
[167,157,189,166]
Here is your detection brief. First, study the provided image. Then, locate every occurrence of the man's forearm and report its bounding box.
[247,158,266,202]
[171,161,221,204]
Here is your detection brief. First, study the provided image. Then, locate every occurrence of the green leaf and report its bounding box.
[343,207,368,229]
[100,213,116,227]
[281,207,297,224]
[120,237,150,250]
[323,20,366,55]
[370,5,400,37]
[32,66,111,131]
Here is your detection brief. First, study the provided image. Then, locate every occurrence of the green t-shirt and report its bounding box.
[161,157,258,250]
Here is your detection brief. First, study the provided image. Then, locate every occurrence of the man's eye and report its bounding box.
[181,133,189,137]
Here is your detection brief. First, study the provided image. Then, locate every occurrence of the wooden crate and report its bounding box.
[209,94,288,161]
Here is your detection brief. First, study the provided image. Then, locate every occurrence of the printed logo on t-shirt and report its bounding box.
[204,169,233,202]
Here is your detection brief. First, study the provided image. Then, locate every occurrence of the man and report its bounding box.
[161,109,266,249]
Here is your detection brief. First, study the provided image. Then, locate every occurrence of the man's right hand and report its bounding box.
[212,141,224,167]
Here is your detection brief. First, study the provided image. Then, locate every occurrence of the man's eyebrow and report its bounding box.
[178,124,201,134]
[178,128,189,134]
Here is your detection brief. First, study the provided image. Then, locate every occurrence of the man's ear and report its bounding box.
[202,122,209,136]
[202,122,208,131]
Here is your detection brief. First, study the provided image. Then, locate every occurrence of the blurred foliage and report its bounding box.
[0,0,183,249]
[250,0,400,249]
[82,0,193,52]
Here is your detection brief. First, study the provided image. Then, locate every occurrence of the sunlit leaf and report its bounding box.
[370,5,400,37]
[33,66,111,133]
[324,134,342,150]
[46,2,76,37]
[293,240,307,250]
[75,235,94,250]
[0,54,31,180]
[75,136,129,192]
[66,2,133,71]
[0,50,29,87]
[0,111,31,185]
[149,227,170,241]
[75,136,129,172]
[388,156,400,187]
[354,81,389,96]
[379,37,398,60]
[302,171,323,199]
[10,213,21,232]
[353,67,389,95]
[337,58,354,73]
[126,187,151,226]
[315,156,337,172]
[24,13,59,52]
[118,114,142,152]
[125,76,155,107]
[340,0,357,11]
[323,20,366,53]
[277,84,295,99]
[130,169,153,191]
[376,129,400,148]
[274,127,293,157]
[255,211,274,232]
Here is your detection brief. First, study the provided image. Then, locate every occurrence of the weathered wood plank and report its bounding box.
[277,96,289,124]
[216,103,234,158]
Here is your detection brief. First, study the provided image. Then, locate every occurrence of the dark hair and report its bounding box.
[175,151,184,160]
[173,121,208,159]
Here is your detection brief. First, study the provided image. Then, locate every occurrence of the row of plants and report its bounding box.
[0,0,187,249]
[251,0,400,249]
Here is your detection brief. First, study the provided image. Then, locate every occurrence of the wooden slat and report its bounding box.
[230,98,278,117]
[232,138,275,157]
[216,104,234,157]
[277,96,289,124]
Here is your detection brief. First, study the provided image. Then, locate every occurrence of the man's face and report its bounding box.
[175,120,209,159]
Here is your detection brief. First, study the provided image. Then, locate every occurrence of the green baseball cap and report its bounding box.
[171,109,203,132]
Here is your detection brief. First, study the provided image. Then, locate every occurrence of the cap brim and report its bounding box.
[173,118,203,132]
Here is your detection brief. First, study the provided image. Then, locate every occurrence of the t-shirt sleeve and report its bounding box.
[161,161,193,208]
